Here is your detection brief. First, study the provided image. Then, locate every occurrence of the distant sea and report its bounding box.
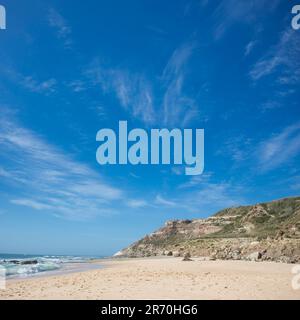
[0,253,104,279]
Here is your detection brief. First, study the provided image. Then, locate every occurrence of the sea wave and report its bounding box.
[0,255,95,278]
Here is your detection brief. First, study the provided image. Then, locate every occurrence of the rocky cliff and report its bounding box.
[116,196,300,263]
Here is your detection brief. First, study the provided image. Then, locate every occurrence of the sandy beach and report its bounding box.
[0,257,299,300]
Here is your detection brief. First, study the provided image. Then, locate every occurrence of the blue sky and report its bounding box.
[0,0,299,256]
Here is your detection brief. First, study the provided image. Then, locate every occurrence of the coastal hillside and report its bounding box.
[116,196,300,263]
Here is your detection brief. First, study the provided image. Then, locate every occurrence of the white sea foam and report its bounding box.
[0,255,97,278]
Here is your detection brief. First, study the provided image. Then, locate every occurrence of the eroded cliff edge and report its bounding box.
[116,196,300,263]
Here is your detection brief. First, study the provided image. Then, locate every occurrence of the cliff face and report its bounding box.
[116,196,300,263]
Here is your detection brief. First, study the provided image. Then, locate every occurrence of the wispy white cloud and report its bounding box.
[215,136,252,163]
[155,195,177,207]
[85,61,156,125]
[21,77,57,94]
[10,199,53,211]
[129,172,140,179]
[178,172,213,189]
[126,199,148,208]
[146,25,168,36]
[244,40,257,56]
[85,42,198,127]
[161,43,198,126]
[153,177,245,215]
[186,182,244,211]
[2,66,57,95]
[214,122,300,175]
[0,167,11,178]
[213,0,280,39]
[260,100,281,112]
[162,43,194,82]
[171,166,184,176]
[176,170,246,213]
[48,8,72,48]
[86,104,107,120]
[250,29,300,83]
[67,80,86,92]
[257,122,300,172]
[0,111,123,220]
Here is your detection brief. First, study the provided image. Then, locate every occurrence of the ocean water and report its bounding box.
[0,253,102,279]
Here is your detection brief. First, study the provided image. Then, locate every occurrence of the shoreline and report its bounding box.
[4,256,171,281]
[5,260,105,282]
[1,257,299,300]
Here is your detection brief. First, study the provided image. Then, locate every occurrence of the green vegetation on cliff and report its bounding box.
[117,196,300,263]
